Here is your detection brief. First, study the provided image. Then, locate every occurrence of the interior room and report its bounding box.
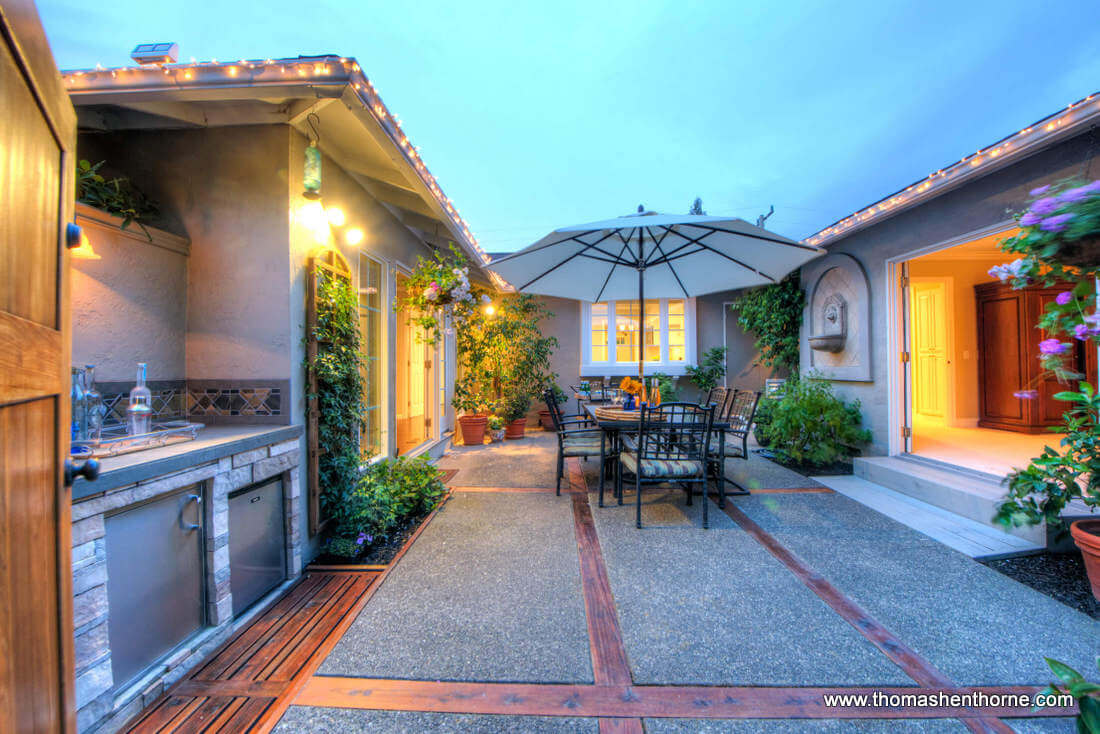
[904,229,1092,477]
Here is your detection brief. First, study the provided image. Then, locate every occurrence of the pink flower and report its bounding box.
[1013,390,1039,400]
[1056,291,1073,305]
[1040,213,1075,232]
[1039,338,1070,355]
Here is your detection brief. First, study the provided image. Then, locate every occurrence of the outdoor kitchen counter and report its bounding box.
[72,424,304,500]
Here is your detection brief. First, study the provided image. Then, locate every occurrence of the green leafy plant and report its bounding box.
[685,346,727,394]
[453,293,558,417]
[730,273,805,373]
[395,243,490,343]
[1038,657,1099,732]
[652,372,680,402]
[755,375,871,469]
[76,159,159,239]
[326,455,447,557]
[488,416,504,430]
[499,385,532,422]
[996,383,1100,533]
[306,271,365,528]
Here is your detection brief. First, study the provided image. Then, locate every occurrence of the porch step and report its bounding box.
[811,474,1044,560]
[852,456,1046,546]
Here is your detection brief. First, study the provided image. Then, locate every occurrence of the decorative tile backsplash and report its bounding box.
[95,379,289,426]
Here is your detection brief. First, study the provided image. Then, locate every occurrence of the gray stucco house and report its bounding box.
[63,53,496,732]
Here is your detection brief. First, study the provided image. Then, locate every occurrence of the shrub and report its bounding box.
[685,346,727,394]
[327,455,446,555]
[652,372,680,402]
[756,376,871,468]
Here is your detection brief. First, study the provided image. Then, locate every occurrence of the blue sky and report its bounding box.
[39,0,1100,252]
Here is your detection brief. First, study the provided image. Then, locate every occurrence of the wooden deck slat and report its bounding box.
[259,574,371,682]
[295,678,1073,720]
[599,717,645,733]
[211,697,273,732]
[193,573,329,680]
[201,697,248,733]
[162,696,235,734]
[232,575,355,681]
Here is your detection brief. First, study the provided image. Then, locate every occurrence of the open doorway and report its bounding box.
[898,229,1093,477]
[395,273,436,455]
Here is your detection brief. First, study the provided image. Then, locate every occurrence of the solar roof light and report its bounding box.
[130,42,179,66]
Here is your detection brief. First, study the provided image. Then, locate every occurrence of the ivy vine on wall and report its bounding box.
[307,269,365,526]
[729,273,805,374]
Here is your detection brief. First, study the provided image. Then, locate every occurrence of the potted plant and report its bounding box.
[394,243,491,344]
[539,384,567,429]
[991,178,1100,600]
[501,387,531,439]
[487,415,506,442]
[452,373,488,446]
[997,179,1100,271]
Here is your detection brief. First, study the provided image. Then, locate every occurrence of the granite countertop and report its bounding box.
[72,424,304,501]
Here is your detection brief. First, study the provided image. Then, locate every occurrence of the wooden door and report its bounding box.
[910,281,947,419]
[0,1,78,732]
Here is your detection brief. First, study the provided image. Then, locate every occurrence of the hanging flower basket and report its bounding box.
[994,179,1100,277]
[1053,235,1100,269]
[395,244,491,344]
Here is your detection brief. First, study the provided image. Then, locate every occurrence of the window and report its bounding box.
[358,254,384,460]
[581,298,696,376]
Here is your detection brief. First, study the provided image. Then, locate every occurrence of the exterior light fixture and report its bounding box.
[302,113,322,200]
[345,227,364,246]
[484,304,495,316]
[326,207,346,226]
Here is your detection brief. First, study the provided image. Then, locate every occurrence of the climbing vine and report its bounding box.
[730,273,804,373]
[307,271,365,524]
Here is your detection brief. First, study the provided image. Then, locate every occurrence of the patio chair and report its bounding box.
[705,386,730,413]
[708,389,762,504]
[545,389,608,496]
[616,402,715,529]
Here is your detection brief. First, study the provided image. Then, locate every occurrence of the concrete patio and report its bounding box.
[276,432,1096,731]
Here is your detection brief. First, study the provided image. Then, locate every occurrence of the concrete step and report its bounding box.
[812,474,1045,560]
[852,455,1046,545]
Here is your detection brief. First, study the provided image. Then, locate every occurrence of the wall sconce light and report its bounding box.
[326,207,346,226]
[345,227,364,246]
[302,113,322,200]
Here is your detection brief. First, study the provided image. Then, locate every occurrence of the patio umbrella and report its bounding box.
[488,208,825,381]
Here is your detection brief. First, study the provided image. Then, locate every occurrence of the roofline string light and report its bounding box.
[803,90,1100,247]
[61,55,501,284]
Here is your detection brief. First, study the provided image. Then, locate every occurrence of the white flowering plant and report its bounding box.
[396,243,492,344]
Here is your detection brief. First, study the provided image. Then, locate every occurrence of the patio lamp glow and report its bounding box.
[71,229,101,260]
[484,303,495,316]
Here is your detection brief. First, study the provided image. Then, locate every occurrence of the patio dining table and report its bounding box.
[582,403,748,508]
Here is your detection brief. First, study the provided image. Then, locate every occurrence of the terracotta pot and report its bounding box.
[457,414,487,446]
[1056,236,1100,269]
[538,409,554,430]
[1070,519,1100,602]
[505,418,527,439]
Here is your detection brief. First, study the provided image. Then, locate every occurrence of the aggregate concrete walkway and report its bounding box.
[272,430,1096,732]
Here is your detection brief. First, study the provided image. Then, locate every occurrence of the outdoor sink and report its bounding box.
[809,334,846,352]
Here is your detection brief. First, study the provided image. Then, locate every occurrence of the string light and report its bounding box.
[805,89,1100,246]
[61,55,504,280]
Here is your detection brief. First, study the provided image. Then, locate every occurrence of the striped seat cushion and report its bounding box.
[621,451,704,479]
[562,435,603,456]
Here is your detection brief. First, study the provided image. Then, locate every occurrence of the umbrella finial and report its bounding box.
[637,204,644,213]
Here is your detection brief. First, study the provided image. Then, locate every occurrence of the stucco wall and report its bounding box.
[71,207,188,382]
[799,131,1095,455]
[78,126,293,382]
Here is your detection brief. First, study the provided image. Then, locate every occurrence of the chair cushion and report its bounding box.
[708,436,746,458]
[620,434,639,452]
[621,451,704,479]
[562,436,603,456]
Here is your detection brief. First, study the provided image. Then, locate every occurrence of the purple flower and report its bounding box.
[1013,390,1039,400]
[1039,338,1070,355]
[1075,323,1093,340]
[1059,186,1092,204]
[1029,185,1051,197]
[356,531,368,546]
[1040,213,1075,232]
[988,258,1029,282]
[1056,291,1073,305]
[1030,197,1060,216]
[1019,211,1043,227]
[1082,180,1100,194]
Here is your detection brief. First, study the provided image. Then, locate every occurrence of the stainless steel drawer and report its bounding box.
[229,478,286,616]
[105,487,205,690]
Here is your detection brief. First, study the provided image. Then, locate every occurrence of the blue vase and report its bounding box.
[624,395,635,410]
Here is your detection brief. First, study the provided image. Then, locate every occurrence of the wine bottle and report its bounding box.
[127,363,153,435]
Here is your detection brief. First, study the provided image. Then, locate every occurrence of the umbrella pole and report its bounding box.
[637,262,645,393]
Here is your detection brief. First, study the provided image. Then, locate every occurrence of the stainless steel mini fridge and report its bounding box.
[228,477,287,616]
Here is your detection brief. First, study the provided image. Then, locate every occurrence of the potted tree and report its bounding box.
[452,373,489,446]
[993,177,1100,601]
[501,387,532,439]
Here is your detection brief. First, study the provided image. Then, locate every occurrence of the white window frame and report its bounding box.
[580,298,697,376]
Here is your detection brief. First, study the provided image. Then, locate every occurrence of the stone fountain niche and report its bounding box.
[803,253,871,381]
